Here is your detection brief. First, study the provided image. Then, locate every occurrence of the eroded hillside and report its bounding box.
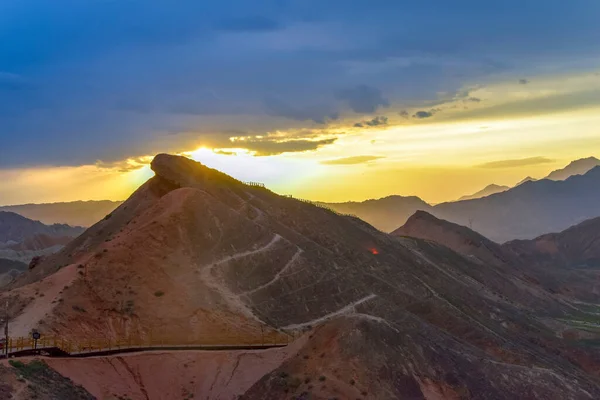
[3,154,600,399]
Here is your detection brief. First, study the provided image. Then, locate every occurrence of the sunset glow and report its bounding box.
[1,2,599,206]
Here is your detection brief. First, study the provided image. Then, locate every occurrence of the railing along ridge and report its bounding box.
[240,183,358,218]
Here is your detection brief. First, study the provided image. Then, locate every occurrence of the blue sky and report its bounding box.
[1,0,600,204]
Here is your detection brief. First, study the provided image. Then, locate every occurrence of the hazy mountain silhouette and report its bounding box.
[0,258,27,288]
[515,176,537,186]
[320,195,433,233]
[0,211,83,243]
[0,200,123,227]
[545,156,600,181]
[433,166,600,242]
[327,166,600,242]
[457,183,510,201]
[6,154,600,398]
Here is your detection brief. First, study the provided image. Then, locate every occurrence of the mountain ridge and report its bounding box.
[4,154,600,398]
[0,200,123,227]
[457,183,510,201]
[545,156,600,181]
[325,165,600,242]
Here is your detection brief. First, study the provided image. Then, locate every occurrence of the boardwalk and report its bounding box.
[1,328,295,359]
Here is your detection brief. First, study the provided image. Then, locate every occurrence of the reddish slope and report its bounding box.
[4,154,600,399]
[394,210,600,302]
[392,210,513,267]
[505,216,600,268]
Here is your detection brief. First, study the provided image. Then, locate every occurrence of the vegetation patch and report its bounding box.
[72,305,86,313]
[9,360,47,378]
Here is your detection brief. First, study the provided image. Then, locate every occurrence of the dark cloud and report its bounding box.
[214,150,237,156]
[519,79,530,85]
[239,138,337,156]
[365,116,388,126]
[436,90,600,123]
[321,155,384,165]
[217,16,282,32]
[477,156,554,169]
[398,110,409,118]
[335,85,389,113]
[1,0,600,168]
[354,116,388,128]
[413,111,434,119]
[263,96,339,124]
[95,157,149,173]
[466,97,481,102]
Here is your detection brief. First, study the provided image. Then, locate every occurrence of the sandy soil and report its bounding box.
[6,264,77,337]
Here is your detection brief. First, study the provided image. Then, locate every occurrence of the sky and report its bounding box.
[1,0,600,205]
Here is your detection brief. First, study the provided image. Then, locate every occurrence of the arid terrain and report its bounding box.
[0,212,84,288]
[2,153,600,399]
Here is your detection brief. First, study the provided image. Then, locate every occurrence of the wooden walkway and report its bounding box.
[1,330,295,359]
[3,343,288,359]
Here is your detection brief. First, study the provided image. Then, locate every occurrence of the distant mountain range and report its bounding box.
[545,156,600,181]
[319,195,430,233]
[0,200,122,227]
[325,164,600,242]
[432,166,600,242]
[0,211,83,287]
[0,211,83,243]
[515,176,537,186]
[3,157,599,243]
[455,156,599,201]
[458,183,510,201]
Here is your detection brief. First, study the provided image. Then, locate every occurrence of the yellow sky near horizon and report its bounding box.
[1,69,599,206]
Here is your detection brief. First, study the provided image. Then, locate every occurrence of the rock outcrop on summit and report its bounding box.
[4,154,600,399]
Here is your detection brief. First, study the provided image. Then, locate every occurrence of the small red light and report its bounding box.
[370,248,379,255]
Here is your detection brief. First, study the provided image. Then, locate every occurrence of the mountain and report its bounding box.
[505,216,600,268]
[0,200,123,227]
[0,258,27,287]
[545,156,600,181]
[457,183,510,201]
[0,211,84,243]
[320,195,433,233]
[392,210,515,267]
[395,211,600,302]
[327,166,600,242]
[515,176,537,186]
[433,166,600,242]
[5,233,74,252]
[0,212,82,280]
[5,154,600,398]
